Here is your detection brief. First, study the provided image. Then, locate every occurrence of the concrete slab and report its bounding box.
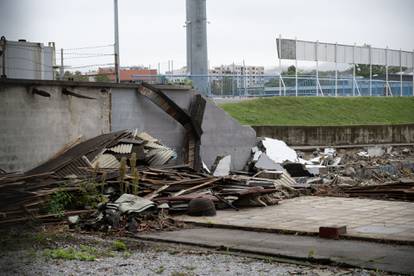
[175,196,414,243]
[138,228,414,274]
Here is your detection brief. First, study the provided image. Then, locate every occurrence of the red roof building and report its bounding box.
[98,67,158,82]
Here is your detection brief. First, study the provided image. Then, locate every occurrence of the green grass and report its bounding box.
[43,246,97,261]
[220,97,414,126]
[112,240,127,252]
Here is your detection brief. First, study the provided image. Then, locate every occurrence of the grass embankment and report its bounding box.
[220,97,414,126]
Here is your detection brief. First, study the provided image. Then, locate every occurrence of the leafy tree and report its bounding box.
[355,64,406,78]
[95,74,110,82]
[63,71,89,81]
[282,65,296,76]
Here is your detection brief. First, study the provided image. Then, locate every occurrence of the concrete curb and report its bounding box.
[176,220,414,246]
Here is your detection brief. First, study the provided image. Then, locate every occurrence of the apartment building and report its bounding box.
[209,64,265,88]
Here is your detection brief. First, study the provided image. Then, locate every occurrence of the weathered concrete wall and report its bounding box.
[111,88,188,163]
[0,85,110,171]
[0,80,256,172]
[111,88,257,170]
[253,124,414,146]
[201,98,257,170]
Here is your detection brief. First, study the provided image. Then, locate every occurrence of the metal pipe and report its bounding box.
[1,36,6,78]
[369,45,372,96]
[278,34,282,96]
[171,60,174,82]
[60,48,64,80]
[114,0,121,83]
[400,49,403,96]
[352,43,356,96]
[295,37,298,97]
[243,59,247,96]
[335,42,338,97]
[315,40,319,96]
[385,46,389,96]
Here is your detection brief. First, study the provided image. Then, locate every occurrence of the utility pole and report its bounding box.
[60,48,64,80]
[114,0,120,83]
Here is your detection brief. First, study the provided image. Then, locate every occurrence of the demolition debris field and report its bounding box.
[220,97,414,126]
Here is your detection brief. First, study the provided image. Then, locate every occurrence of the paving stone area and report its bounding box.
[176,196,414,242]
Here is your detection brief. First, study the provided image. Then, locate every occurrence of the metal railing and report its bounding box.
[129,74,414,97]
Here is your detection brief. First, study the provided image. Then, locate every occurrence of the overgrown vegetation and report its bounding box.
[220,97,414,126]
[43,246,97,261]
[112,240,128,252]
[48,188,73,218]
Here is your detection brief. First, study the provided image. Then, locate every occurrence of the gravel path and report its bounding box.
[0,236,377,276]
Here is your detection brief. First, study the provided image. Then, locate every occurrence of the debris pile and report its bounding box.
[0,131,299,229]
[245,138,414,201]
[2,129,412,230]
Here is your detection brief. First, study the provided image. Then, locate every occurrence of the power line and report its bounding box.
[59,52,114,56]
[63,54,114,60]
[68,63,115,69]
[63,44,114,51]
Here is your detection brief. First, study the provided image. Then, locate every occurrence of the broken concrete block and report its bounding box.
[252,147,263,162]
[261,138,298,163]
[323,148,336,157]
[68,215,80,225]
[212,155,232,177]
[255,153,284,172]
[367,146,385,157]
[305,165,327,176]
[319,225,347,239]
[357,151,369,158]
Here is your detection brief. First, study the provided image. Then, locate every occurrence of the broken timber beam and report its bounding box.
[137,82,205,171]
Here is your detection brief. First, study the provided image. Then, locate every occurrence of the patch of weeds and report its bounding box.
[168,250,179,255]
[308,249,315,259]
[112,240,127,252]
[48,188,73,218]
[122,251,132,259]
[43,247,96,261]
[155,265,165,274]
[263,256,274,264]
[77,180,108,209]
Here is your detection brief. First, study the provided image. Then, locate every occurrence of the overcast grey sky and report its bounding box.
[1,0,413,71]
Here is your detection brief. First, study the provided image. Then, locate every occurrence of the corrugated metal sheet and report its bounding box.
[91,154,120,169]
[137,132,158,143]
[147,148,176,166]
[274,171,297,187]
[108,144,133,154]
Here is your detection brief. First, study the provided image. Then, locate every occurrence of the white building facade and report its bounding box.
[0,38,56,80]
[209,64,265,89]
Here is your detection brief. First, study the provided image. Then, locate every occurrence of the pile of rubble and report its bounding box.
[0,130,299,231]
[1,130,413,231]
[245,139,414,201]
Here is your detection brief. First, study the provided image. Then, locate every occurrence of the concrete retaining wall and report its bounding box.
[0,85,110,171]
[0,80,256,172]
[252,124,414,147]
